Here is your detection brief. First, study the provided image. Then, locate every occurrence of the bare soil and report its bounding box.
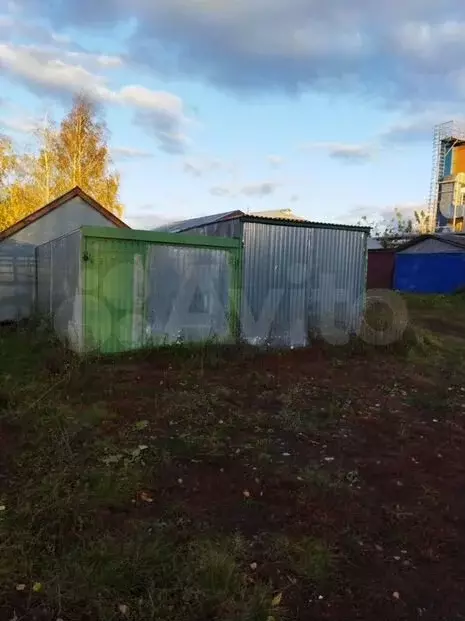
[1,301,465,620]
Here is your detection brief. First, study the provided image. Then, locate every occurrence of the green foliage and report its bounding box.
[358,207,433,248]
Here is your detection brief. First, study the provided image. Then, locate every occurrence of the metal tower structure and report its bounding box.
[428,120,465,231]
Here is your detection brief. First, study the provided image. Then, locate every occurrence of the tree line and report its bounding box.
[359,207,432,246]
[0,95,123,231]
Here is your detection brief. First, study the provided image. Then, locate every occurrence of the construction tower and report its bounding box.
[429,121,465,232]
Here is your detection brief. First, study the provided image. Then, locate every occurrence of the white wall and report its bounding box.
[0,196,119,322]
[8,196,117,244]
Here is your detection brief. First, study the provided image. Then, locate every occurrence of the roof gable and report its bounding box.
[0,186,128,241]
[397,233,465,252]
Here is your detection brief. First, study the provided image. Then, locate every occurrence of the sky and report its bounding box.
[1,0,465,229]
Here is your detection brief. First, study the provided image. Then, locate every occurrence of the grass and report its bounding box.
[279,386,346,432]
[271,535,334,584]
[1,294,465,620]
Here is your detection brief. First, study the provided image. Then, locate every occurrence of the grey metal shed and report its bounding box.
[0,187,128,323]
[156,212,369,347]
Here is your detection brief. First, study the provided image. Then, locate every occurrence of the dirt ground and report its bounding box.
[1,295,465,620]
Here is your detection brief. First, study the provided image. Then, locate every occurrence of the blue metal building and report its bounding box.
[395,234,465,294]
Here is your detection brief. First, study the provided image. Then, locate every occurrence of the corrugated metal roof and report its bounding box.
[398,233,465,252]
[241,215,370,233]
[436,233,465,248]
[154,210,244,233]
[155,210,370,235]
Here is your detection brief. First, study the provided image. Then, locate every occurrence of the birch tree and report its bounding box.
[0,95,124,231]
[54,95,123,215]
[0,135,15,200]
[0,136,27,230]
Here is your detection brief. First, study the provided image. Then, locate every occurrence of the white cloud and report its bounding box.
[0,42,107,95]
[241,181,279,197]
[379,111,465,144]
[183,157,221,176]
[209,180,280,198]
[302,141,375,164]
[0,42,189,153]
[0,114,40,134]
[112,146,154,160]
[267,154,283,168]
[327,144,375,164]
[17,0,465,106]
[64,50,124,69]
[116,86,188,153]
[210,185,232,197]
[125,213,173,229]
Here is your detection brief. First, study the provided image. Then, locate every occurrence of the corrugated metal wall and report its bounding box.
[37,222,367,352]
[36,242,51,315]
[82,236,148,353]
[0,242,35,322]
[81,234,238,353]
[0,196,121,323]
[395,253,465,293]
[241,222,313,346]
[145,245,231,343]
[170,217,368,347]
[240,222,367,346]
[36,231,82,348]
[310,228,367,342]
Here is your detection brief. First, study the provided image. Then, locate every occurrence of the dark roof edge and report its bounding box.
[396,234,465,252]
[173,210,245,234]
[241,214,370,233]
[0,186,128,241]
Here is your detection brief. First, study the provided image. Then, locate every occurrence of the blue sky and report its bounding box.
[1,0,465,229]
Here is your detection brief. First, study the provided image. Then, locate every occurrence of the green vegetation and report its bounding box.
[1,294,465,620]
